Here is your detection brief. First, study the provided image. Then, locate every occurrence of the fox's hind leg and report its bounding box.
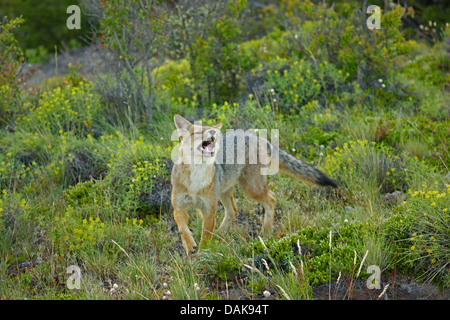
[239,171,275,237]
[217,188,237,233]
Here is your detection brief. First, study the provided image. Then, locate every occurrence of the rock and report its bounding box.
[344,206,355,213]
[384,191,406,206]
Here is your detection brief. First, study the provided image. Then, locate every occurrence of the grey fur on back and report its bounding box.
[214,130,337,189]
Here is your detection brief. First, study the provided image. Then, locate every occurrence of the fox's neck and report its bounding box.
[184,162,216,193]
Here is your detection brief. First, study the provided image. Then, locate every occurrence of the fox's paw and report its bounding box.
[183,240,198,257]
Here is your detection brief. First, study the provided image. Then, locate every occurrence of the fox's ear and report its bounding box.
[213,123,222,131]
[174,114,191,133]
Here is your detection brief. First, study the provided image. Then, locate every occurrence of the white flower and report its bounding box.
[319,152,324,157]
[378,79,383,83]
[381,83,386,88]
[166,290,172,296]
[419,25,423,29]
[344,219,348,223]
[113,283,119,290]
[162,282,168,289]
[263,290,271,298]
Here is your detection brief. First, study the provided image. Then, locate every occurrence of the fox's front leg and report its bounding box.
[173,207,197,255]
[199,204,218,248]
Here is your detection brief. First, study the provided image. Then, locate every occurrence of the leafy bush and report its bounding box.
[83,0,170,123]
[0,0,90,51]
[249,222,369,285]
[193,249,242,281]
[283,1,418,88]
[166,0,257,105]
[400,186,449,285]
[188,0,257,104]
[53,204,106,252]
[324,140,414,194]
[0,17,25,126]
[16,81,102,136]
[263,58,347,110]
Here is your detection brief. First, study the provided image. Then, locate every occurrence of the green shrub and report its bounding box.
[16,81,102,136]
[0,17,26,126]
[400,186,449,285]
[193,249,243,281]
[0,0,90,51]
[249,222,369,285]
[324,139,413,194]
[53,204,106,252]
[264,58,346,110]
[187,0,257,105]
[86,0,170,123]
[283,2,418,88]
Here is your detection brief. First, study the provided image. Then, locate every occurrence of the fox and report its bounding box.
[171,114,337,255]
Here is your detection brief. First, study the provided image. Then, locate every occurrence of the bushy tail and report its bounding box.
[277,149,337,188]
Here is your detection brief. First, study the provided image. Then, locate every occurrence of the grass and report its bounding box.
[0,2,449,300]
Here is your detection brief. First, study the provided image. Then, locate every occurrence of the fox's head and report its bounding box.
[174,114,222,164]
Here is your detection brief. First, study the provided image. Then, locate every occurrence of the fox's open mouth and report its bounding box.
[198,136,216,155]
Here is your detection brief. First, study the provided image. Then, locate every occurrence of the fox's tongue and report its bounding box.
[205,144,214,153]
